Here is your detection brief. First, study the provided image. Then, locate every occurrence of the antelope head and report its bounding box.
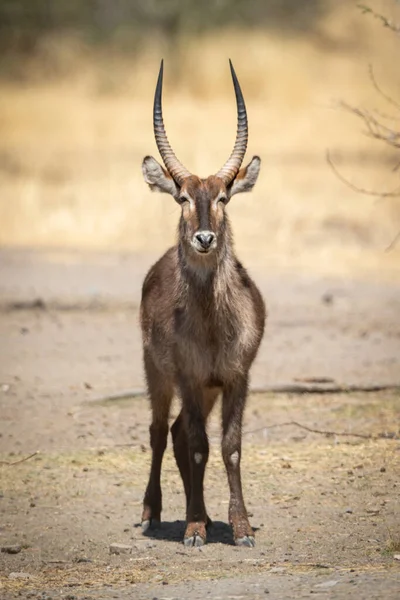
[142,60,261,257]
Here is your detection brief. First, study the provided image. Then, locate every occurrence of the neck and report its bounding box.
[177,236,237,303]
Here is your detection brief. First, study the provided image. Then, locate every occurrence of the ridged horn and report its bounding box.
[216,60,248,184]
[153,60,191,185]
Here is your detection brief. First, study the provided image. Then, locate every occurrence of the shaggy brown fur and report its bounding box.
[140,165,266,547]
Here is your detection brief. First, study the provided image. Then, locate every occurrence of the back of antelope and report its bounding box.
[140,60,266,547]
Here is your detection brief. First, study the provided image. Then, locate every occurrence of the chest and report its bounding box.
[173,291,258,378]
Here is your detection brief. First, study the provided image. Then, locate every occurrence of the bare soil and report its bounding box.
[0,249,400,599]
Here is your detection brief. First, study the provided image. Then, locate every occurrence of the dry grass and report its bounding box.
[1,436,399,592]
[0,390,399,593]
[0,3,400,279]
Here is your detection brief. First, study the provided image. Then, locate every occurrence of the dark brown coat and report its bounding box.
[139,60,265,547]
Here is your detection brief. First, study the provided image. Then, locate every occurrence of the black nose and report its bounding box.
[195,232,215,250]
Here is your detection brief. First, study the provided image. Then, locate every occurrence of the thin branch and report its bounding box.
[243,421,399,440]
[369,107,399,122]
[327,150,400,197]
[393,158,400,172]
[340,101,400,149]
[368,64,400,111]
[0,451,39,466]
[385,229,400,252]
[357,4,400,33]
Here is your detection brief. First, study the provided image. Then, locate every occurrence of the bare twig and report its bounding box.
[326,150,400,197]
[0,451,39,466]
[357,4,400,33]
[385,229,400,252]
[243,421,398,440]
[368,64,400,111]
[339,101,400,149]
[393,158,400,172]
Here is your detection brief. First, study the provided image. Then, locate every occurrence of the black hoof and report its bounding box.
[235,535,255,547]
[183,533,206,547]
[141,518,160,533]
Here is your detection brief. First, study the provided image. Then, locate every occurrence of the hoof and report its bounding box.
[141,518,160,533]
[183,533,206,547]
[235,535,256,547]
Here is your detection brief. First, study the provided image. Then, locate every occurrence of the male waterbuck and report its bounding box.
[140,60,266,547]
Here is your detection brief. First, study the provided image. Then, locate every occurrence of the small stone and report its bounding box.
[1,544,22,554]
[345,508,353,514]
[394,554,400,561]
[380,467,386,473]
[75,557,91,563]
[264,589,270,594]
[8,572,35,580]
[109,543,132,555]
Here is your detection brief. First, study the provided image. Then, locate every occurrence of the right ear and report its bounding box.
[142,156,179,198]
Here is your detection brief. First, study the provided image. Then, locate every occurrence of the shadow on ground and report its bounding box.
[138,519,235,545]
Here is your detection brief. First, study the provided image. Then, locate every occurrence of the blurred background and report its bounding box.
[0,0,399,277]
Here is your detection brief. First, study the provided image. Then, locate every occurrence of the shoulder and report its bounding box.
[234,258,266,319]
[142,246,178,299]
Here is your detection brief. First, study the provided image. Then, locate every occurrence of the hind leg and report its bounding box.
[141,351,173,532]
[171,387,220,535]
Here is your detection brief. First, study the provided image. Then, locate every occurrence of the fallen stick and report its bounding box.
[243,421,398,440]
[91,382,400,404]
[0,451,39,466]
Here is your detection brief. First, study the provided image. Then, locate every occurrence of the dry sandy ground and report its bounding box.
[0,249,399,599]
[1,6,400,596]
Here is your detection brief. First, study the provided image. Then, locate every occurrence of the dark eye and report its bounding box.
[218,196,227,204]
[179,196,189,204]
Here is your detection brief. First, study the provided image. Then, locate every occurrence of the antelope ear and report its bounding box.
[228,156,261,198]
[142,156,179,198]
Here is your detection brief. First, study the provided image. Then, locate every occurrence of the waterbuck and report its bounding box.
[140,60,266,547]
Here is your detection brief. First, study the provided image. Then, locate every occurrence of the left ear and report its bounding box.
[228,156,261,198]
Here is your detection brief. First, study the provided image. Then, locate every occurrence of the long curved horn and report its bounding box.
[153,60,191,185]
[216,60,248,184]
